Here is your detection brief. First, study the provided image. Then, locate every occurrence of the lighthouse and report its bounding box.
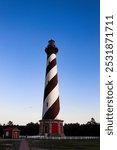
[39,40,64,136]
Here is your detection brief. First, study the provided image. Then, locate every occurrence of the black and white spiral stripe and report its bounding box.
[42,47,60,120]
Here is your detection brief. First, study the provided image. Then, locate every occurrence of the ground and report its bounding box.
[28,139,100,150]
[0,139,20,150]
[0,139,100,150]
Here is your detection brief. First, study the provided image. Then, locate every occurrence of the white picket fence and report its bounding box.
[19,135,99,140]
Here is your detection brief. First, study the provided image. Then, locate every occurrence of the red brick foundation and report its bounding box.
[39,119,64,136]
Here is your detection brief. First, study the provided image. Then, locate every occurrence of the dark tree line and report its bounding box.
[64,123,100,136]
[64,118,100,136]
[18,122,39,135]
[0,118,100,137]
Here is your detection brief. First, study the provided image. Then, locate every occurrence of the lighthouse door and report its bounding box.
[45,126,48,133]
[44,125,48,136]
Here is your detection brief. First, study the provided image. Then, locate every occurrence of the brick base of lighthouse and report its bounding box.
[39,120,64,137]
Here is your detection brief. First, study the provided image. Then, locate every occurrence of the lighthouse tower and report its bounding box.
[39,40,64,136]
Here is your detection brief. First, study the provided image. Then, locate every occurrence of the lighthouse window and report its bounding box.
[46,102,48,107]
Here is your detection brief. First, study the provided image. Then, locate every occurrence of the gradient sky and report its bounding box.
[0,0,100,125]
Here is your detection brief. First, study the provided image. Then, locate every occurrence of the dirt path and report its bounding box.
[19,139,30,150]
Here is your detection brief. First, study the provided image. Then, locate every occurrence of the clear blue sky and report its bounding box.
[0,0,100,125]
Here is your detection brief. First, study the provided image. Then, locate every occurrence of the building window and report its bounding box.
[6,131,9,136]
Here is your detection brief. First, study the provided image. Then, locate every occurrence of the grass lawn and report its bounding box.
[28,139,100,150]
[0,139,21,150]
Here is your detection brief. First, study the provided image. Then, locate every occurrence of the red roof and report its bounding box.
[4,127,20,132]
